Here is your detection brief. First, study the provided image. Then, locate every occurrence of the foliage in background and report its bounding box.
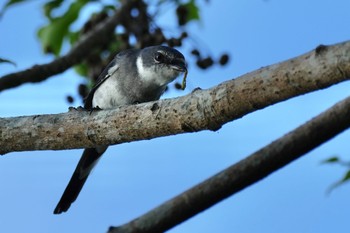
[1,0,229,103]
[322,156,350,193]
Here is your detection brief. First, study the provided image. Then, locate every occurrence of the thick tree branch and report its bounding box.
[0,0,136,92]
[108,87,350,233]
[1,41,350,154]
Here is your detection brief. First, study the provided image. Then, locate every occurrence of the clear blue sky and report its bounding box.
[1,1,350,233]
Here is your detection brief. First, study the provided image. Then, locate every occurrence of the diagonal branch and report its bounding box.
[108,87,350,233]
[0,0,137,92]
[2,40,350,154]
[1,41,350,154]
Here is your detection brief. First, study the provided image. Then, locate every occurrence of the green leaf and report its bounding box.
[184,0,200,22]
[176,0,200,26]
[74,63,88,77]
[327,170,350,194]
[321,156,339,164]
[68,31,81,45]
[108,40,121,53]
[341,170,350,182]
[102,4,116,12]
[0,57,16,66]
[43,0,64,20]
[37,20,66,55]
[37,0,89,56]
[0,0,28,18]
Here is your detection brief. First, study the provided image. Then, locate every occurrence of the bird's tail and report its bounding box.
[53,146,107,214]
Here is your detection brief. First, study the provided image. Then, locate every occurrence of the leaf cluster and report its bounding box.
[322,156,350,192]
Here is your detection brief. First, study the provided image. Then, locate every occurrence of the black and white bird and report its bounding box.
[54,45,187,214]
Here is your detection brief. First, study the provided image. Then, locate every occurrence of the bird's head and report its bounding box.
[136,45,187,87]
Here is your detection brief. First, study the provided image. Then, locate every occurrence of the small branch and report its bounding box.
[0,0,136,92]
[1,41,350,154]
[108,89,350,233]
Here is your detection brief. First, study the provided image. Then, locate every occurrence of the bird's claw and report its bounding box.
[68,106,85,112]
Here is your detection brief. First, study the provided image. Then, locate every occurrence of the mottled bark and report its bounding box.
[1,41,350,154]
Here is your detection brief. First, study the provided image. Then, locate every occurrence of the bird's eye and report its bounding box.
[154,52,164,63]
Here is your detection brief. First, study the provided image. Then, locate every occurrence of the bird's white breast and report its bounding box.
[92,76,129,109]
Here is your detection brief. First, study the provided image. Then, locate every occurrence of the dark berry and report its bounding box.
[66,95,74,104]
[174,82,182,90]
[196,57,214,69]
[180,31,188,39]
[191,49,200,57]
[78,84,88,98]
[219,54,229,66]
[176,5,188,26]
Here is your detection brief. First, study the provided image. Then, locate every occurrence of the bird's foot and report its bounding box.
[68,106,102,114]
[68,106,85,112]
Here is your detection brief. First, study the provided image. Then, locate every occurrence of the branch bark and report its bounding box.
[108,87,350,233]
[0,0,137,92]
[1,41,350,154]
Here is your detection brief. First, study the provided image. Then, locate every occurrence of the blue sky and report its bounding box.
[1,1,350,233]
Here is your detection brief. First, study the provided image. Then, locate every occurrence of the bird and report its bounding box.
[53,45,187,214]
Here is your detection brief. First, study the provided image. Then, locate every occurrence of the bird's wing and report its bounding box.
[83,59,119,109]
[83,49,139,109]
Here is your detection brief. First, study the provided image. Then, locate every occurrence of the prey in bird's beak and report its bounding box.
[170,60,188,90]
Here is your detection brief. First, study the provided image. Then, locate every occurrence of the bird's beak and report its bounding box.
[170,61,187,73]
